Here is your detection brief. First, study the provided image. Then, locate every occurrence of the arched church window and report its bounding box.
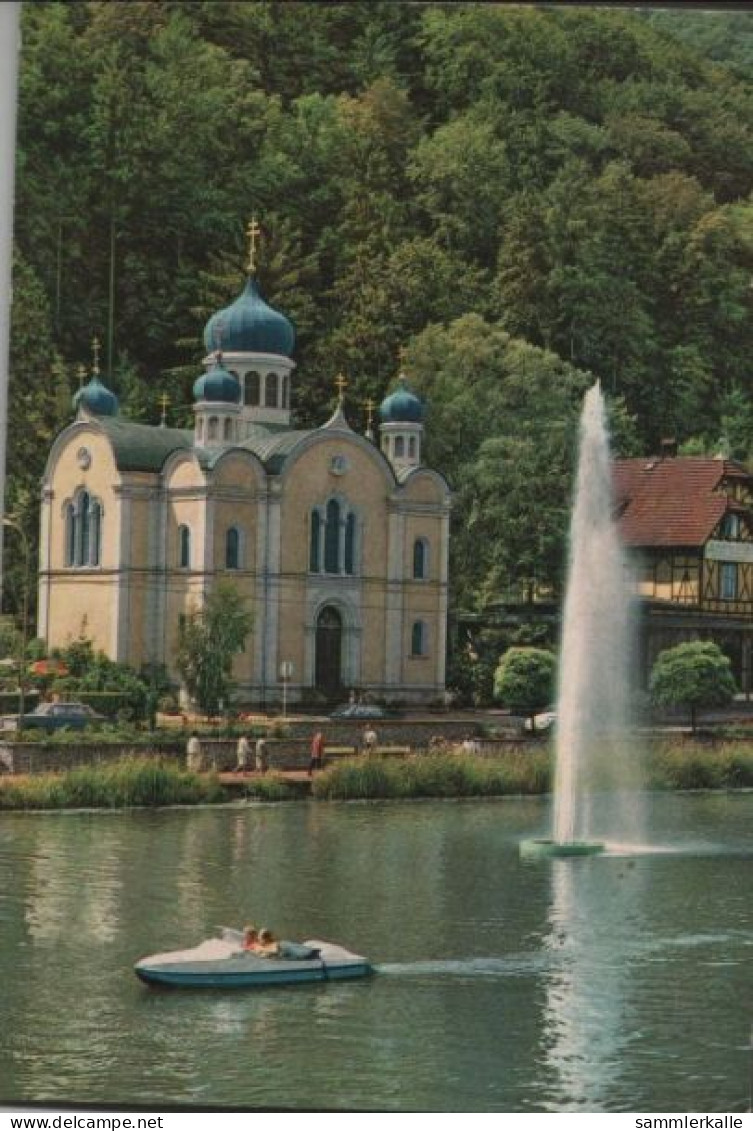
[413,538,428,580]
[197,418,204,442]
[409,436,417,459]
[244,372,260,406]
[344,513,356,575]
[178,525,191,569]
[90,500,101,567]
[394,436,405,458]
[411,621,427,657]
[324,499,340,574]
[310,510,322,572]
[225,527,240,570]
[282,374,289,409]
[223,417,233,441]
[208,417,219,441]
[64,502,76,567]
[80,491,91,565]
[310,499,358,575]
[265,372,279,408]
[65,490,103,568]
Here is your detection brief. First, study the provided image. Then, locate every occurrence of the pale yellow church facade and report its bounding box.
[37,246,451,708]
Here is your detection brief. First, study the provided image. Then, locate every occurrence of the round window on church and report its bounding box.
[76,447,92,470]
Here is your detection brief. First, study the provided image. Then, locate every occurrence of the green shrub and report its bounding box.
[494,647,556,724]
[650,641,737,732]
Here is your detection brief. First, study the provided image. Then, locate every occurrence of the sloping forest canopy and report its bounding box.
[6,1,753,640]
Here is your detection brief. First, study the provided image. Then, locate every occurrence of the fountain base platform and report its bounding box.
[519,838,605,859]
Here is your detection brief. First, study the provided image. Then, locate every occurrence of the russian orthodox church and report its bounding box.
[38,225,451,707]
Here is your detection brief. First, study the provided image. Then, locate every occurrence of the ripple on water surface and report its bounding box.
[0,796,750,1111]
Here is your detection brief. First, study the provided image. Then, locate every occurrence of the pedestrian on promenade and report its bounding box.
[362,725,378,754]
[255,735,269,773]
[235,733,251,773]
[186,730,204,773]
[309,730,325,776]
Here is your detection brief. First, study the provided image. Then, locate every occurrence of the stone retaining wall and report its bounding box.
[0,741,185,776]
[0,720,534,776]
[281,718,481,747]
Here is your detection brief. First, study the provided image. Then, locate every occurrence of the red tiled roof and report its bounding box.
[613,457,751,548]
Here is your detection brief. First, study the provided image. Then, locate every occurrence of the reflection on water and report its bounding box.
[542,857,646,1111]
[0,794,751,1111]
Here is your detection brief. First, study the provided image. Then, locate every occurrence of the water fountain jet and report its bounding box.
[521,382,639,859]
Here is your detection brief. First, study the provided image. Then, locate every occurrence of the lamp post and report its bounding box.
[279,661,293,719]
[2,516,30,722]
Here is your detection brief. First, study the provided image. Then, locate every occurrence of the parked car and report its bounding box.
[523,710,557,733]
[0,702,107,733]
[329,702,393,720]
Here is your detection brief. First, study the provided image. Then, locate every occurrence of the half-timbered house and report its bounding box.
[614,454,753,690]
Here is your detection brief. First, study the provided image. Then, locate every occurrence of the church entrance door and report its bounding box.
[315,605,342,699]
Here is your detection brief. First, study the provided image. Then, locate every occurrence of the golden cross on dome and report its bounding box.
[159,393,170,427]
[335,372,348,405]
[92,336,101,377]
[398,345,407,371]
[77,364,86,390]
[246,215,261,274]
[365,397,375,430]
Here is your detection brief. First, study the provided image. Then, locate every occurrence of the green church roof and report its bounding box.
[98,418,195,472]
[98,418,365,478]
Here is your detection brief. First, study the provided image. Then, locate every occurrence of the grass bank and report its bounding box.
[0,757,225,809]
[311,750,551,800]
[649,740,753,790]
[238,773,300,802]
[311,741,753,801]
[1,741,752,810]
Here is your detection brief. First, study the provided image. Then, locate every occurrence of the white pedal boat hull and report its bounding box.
[135,934,372,988]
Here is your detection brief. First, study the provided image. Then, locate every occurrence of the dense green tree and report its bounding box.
[409,113,510,267]
[4,253,70,619]
[649,641,737,733]
[408,315,636,609]
[493,646,556,731]
[175,582,254,716]
[646,11,753,80]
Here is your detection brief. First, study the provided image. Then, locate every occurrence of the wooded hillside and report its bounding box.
[6,2,752,626]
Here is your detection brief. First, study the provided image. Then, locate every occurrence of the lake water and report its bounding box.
[0,793,751,1112]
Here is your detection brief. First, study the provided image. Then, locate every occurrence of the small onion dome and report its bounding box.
[379,376,424,424]
[193,360,241,404]
[203,276,295,357]
[73,375,119,417]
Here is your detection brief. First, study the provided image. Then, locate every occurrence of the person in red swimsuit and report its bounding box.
[242,925,259,951]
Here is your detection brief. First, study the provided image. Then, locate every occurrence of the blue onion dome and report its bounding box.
[193,359,241,404]
[379,376,424,424]
[203,276,295,357]
[73,375,119,417]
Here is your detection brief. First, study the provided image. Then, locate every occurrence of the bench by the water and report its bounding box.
[325,745,412,760]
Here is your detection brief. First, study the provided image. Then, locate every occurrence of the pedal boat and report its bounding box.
[134,928,372,988]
